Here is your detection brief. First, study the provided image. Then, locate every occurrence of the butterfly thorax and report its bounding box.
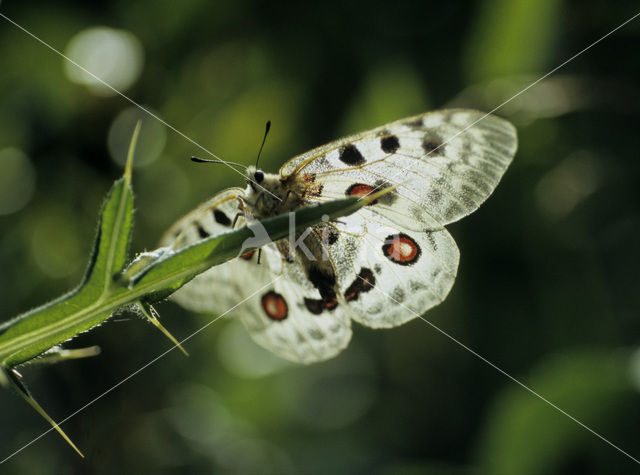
[243,166,307,219]
[244,166,338,304]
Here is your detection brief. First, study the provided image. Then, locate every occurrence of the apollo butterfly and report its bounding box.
[160,109,517,363]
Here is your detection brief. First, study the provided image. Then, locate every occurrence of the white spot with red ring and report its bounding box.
[382,233,421,265]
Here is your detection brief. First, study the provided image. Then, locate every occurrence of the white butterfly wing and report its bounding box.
[159,188,258,314]
[237,244,353,363]
[281,109,517,226]
[319,211,459,328]
[160,189,352,364]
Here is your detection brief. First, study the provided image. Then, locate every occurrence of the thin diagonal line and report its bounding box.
[358,274,640,465]
[0,276,281,464]
[0,12,281,203]
[365,10,640,196]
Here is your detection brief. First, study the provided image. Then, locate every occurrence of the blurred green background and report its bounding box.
[1,0,639,473]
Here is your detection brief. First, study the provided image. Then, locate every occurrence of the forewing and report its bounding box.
[282,109,517,226]
[160,188,245,250]
[159,188,255,315]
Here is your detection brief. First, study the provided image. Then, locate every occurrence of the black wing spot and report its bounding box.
[391,287,406,303]
[422,131,445,155]
[304,298,324,315]
[373,179,398,205]
[409,280,427,291]
[304,297,337,315]
[308,267,337,302]
[406,118,424,129]
[196,223,210,239]
[344,268,376,301]
[213,209,232,226]
[339,144,365,165]
[380,134,400,154]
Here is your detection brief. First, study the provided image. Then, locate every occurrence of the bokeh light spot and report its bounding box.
[64,27,144,96]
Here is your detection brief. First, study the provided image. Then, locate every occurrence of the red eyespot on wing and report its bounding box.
[345,183,378,205]
[240,250,255,260]
[346,183,375,198]
[262,291,288,320]
[382,233,421,265]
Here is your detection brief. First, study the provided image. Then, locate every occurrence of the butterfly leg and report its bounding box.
[231,211,243,229]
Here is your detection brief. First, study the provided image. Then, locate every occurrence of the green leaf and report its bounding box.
[0,179,133,366]
[0,124,138,367]
[84,121,137,291]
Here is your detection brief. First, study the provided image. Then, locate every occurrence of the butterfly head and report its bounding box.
[244,165,295,217]
[246,166,268,190]
[251,167,264,185]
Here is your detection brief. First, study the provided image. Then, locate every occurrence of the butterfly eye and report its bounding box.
[254,170,264,183]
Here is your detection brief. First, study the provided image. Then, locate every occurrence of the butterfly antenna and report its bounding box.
[190,157,247,171]
[255,120,271,168]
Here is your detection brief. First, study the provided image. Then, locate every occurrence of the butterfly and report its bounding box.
[160,109,517,363]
